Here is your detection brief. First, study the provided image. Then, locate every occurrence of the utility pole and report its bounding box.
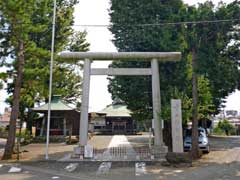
[45,0,56,160]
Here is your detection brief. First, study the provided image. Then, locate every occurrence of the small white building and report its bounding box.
[213,110,240,128]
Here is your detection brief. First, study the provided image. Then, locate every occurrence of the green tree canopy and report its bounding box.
[109,0,187,126]
[0,0,89,159]
[109,0,240,124]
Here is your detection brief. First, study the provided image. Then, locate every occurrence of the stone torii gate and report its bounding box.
[60,52,181,154]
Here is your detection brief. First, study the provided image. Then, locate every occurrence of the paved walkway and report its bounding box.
[96,135,137,161]
[60,135,138,161]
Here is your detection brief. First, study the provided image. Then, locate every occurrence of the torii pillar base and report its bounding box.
[152,145,168,159]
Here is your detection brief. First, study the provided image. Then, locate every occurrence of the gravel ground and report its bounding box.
[88,135,113,149]
[198,136,240,164]
[126,133,150,149]
[0,135,113,161]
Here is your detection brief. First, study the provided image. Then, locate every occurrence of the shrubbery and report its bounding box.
[0,126,8,138]
[212,127,225,135]
[32,136,65,143]
[16,130,33,145]
[213,120,236,136]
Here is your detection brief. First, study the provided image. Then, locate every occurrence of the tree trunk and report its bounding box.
[163,120,172,152]
[40,116,46,137]
[68,121,72,144]
[2,39,25,160]
[27,109,33,135]
[63,117,67,137]
[191,47,200,159]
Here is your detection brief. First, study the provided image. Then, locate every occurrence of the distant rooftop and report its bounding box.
[98,103,132,117]
[32,95,76,112]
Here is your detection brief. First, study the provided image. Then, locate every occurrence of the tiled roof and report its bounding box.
[98,103,131,117]
[32,95,75,112]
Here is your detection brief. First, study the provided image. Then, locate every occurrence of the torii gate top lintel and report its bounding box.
[59,51,182,154]
[59,52,181,61]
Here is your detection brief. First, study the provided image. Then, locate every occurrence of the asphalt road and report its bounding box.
[0,160,239,180]
[1,136,240,179]
[0,161,178,180]
[0,163,84,180]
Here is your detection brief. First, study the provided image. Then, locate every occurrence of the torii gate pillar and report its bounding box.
[151,59,163,146]
[60,52,181,153]
[79,58,91,145]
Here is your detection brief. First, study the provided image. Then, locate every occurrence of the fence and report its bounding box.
[73,145,166,161]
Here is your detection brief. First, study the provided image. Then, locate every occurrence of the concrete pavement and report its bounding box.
[0,163,89,180]
[0,161,176,180]
[2,135,240,179]
[3,160,240,180]
[97,135,137,161]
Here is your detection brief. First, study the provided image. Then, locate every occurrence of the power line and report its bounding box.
[0,18,239,31]
[71,18,240,27]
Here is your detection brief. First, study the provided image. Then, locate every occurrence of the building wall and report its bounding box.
[91,116,106,132]
[35,110,81,136]
[91,116,136,134]
[0,107,11,127]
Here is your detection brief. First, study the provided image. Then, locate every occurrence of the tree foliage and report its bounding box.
[109,0,187,126]
[0,0,39,160]
[0,0,89,159]
[183,1,240,158]
[109,0,240,122]
[217,119,235,135]
[184,1,240,112]
[109,0,240,157]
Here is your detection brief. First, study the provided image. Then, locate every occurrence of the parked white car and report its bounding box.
[184,127,210,153]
